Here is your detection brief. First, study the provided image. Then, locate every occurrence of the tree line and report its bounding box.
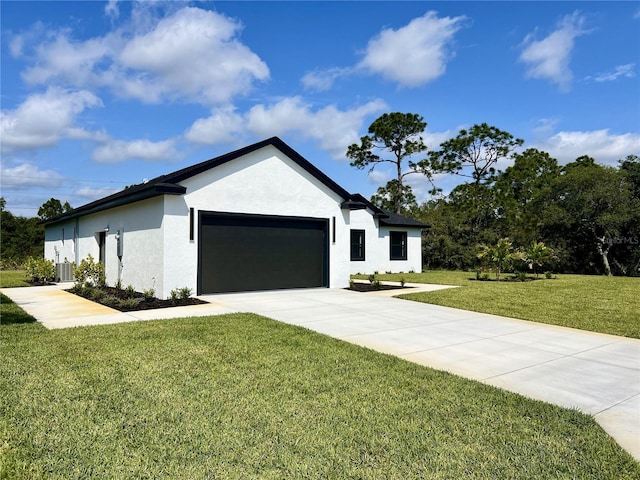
[0,198,71,268]
[348,113,640,276]
[1,117,638,277]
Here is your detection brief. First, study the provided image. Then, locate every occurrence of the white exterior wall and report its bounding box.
[44,143,424,297]
[348,209,422,275]
[162,195,194,297]
[182,145,351,290]
[45,197,166,295]
[44,219,77,265]
[97,198,165,295]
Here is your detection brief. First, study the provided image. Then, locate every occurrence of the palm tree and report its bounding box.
[523,241,554,279]
[477,238,515,280]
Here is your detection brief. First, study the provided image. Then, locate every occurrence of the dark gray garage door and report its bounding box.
[199,213,329,294]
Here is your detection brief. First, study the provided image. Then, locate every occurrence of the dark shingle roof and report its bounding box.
[378,211,429,228]
[44,137,427,229]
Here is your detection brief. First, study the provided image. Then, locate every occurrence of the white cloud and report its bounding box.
[357,11,466,87]
[422,130,455,150]
[184,106,244,145]
[0,87,103,152]
[119,7,269,104]
[534,129,640,165]
[532,118,560,139]
[302,68,351,92]
[105,0,120,19]
[21,32,116,87]
[14,6,269,106]
[593,63,635,82]
[519,12,589,91]
[367,169,392,185]
[0,162,64,189]
[92,138,177,163]
[245,97,387,158]
[184,97,386,158]
[74,186,121,200]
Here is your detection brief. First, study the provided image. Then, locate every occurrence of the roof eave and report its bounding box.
[43,184,186,225]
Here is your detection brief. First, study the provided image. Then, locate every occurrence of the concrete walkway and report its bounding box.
[2,283,638,460]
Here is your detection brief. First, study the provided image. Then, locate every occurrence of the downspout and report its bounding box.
[75,217,80,266]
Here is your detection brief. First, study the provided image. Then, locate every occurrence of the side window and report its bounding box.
[350,229,365,261]
[390,231,407,260]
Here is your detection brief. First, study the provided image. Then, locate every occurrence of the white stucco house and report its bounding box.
[44,137,427,298]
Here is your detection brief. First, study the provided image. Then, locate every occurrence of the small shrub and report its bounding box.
[349,280,355,289]
[169,289,179,303]
[24,257,36,280]
[368,274,376,284]
[545,271,553,279]
[115,279,123,291]
[372,280,381,290]
[101,295,120,308]
[143,288,156,301]
[409,269,415,273]
[481,273,490,281]
[24,257,55,283]
[514,271,527,282]
[88,288,106,303]
[118,298,139,310]
[385,270,392,274]
[400,277,406,287]
[125,285,136,298]
[374,271,379,275]
[178,287,193,300]
[73,254,105,288]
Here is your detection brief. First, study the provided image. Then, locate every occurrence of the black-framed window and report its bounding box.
[350,229,365,261]
[390,231,407,260]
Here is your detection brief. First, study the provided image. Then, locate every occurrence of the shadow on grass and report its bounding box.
[0,293,37,325]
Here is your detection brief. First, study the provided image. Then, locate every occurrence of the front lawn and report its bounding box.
[0,269,30,288]
[2,316,638,478]
[354,271,640,338]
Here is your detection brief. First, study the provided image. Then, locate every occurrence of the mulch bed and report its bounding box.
[67,286,208,312]
[348,283,411,293]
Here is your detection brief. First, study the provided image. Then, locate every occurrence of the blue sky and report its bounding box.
[1,1,639,217]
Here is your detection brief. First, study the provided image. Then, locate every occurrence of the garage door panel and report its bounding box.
[199,214,327,294]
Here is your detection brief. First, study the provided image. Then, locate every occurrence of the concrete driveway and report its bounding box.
[2,284,638,460]
[205,287,640,461]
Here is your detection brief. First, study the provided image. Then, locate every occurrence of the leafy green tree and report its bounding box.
[620,155,640,199]
[347,112,444,214]
[370,180,419,214]
[541,159,634,276]
[37,198,72,220]
[427,124,523,246]
[493,148,560,245]
[417,198,477,270]
[613,155,640,276]
[431,123,524,184]
[0,203,44,266]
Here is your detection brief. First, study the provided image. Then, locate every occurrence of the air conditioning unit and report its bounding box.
[55,263,74,282]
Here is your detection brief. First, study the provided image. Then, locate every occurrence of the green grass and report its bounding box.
[1,315,638,479]
[0,269,29,288]
[354,271,640,338]
[0,293,38,325]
